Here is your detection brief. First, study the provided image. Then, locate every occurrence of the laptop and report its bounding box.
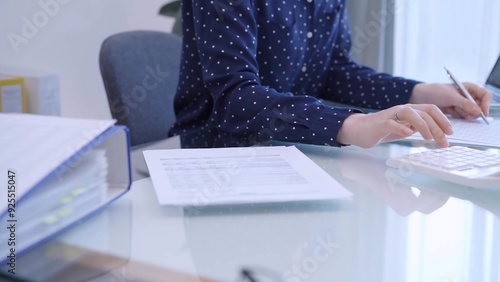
[485,55,500,108]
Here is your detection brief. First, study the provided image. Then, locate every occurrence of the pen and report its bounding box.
[444,67,489,125]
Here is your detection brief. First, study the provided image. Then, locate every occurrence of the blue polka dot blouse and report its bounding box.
[169,0,420,147]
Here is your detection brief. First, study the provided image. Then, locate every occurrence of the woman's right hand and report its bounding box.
[336,104,454,148]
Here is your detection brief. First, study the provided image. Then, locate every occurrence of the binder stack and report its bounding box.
[0,113,131,263]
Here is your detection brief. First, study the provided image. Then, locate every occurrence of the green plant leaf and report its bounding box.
[172,9,183,36]
[159,1,182,17]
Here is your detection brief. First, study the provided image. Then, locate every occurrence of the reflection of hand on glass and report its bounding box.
[412,178,500,217]
[337,150,450,216]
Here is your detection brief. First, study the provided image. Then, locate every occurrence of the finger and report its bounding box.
[454,93,483,118]
[409,104,453,135]
[398,106,450,148]
[481,94,492,117]
[395,106,433,141]
[464,82,492,101]
[417,110,450,148]
[453,106,477,120]
[384,119,414,138]
[442,107,462,119]
[463,82,492,116]
[380,121,415,144]
[416,190,450,214]
[466,83,492,115]
[420,104,453,135]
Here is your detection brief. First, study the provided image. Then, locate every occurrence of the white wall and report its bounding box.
[0,0,174,119]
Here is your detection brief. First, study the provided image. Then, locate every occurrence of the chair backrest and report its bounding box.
[99,30,181,147]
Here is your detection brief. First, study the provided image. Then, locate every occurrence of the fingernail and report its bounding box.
[446,125,454,135]
[439,140,449,148]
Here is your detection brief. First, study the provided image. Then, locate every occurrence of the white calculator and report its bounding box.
[386,146,500,189]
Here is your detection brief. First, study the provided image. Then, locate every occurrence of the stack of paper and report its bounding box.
[0,150,108,254]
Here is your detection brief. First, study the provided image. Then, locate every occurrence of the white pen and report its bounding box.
[444,67,489,125]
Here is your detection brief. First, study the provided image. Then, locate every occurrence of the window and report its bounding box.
[393,0,500,85]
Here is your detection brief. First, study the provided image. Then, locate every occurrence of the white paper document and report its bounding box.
[143,146,352,206]
[404,117,500,148]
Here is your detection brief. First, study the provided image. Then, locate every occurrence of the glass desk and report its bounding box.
[2,118,500,282]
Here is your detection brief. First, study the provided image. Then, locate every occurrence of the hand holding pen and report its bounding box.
[444,67,490,125]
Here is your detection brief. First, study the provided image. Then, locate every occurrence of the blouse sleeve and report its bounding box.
[322,5,421,109]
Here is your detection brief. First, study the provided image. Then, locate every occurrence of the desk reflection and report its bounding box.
[128,131,500,282]
[0,200,132,282]
[293,144,451,217]
[338,149,450,216]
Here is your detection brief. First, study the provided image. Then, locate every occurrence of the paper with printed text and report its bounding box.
[143,146,352,206]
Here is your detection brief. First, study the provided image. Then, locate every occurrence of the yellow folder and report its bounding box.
[0,75,27,113]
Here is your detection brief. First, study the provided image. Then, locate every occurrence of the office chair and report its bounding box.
[99,30,181,147]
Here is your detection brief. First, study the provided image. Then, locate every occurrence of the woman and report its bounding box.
[169,0,491,148]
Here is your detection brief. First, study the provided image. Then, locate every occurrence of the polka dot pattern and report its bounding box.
[170,0,420,147]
